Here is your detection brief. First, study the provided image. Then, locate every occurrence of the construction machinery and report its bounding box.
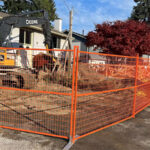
[0,49,15,66]
[0,10,56,89]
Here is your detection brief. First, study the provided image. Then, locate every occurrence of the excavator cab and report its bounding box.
[0,49,15,66]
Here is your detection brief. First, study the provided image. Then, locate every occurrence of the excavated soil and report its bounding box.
[0,81,73,136]
[0,78,136,137]
[0,64,149,149]
[0,64,148,137]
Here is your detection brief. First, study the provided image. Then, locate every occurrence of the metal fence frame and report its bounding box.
[0,46,149,150]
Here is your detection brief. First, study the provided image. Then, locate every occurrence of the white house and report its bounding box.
[0,12,69,68]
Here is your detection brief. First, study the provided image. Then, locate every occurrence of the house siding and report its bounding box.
[6,27,47,68]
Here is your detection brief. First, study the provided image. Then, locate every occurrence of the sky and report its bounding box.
[55,0,136,34]
[0,0,136,35]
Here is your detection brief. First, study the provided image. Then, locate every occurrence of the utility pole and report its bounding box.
[69,9,73,47]
[68,9,73,76]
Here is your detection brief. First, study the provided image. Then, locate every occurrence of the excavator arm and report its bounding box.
[0,10,52,49]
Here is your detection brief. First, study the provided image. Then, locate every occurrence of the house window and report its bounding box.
[26,30,31,44]
[19,29,32,44]
[51,36,60,48]
[19,29,24,43]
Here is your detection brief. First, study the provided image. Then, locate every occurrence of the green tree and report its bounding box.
[130,0,150,22]
[1,0,57,21]
[2,0,30,14]
[32,0,57,21]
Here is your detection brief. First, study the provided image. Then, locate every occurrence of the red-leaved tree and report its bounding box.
[86,20,150,56]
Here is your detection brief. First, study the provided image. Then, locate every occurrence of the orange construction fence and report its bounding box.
[0,46,149,149]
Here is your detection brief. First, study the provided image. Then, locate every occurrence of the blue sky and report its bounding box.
[0,0,136,34]
[55,0,136,34]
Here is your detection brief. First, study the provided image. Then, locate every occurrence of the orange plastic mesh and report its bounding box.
[0,47,74,139]
[0,47,150,143]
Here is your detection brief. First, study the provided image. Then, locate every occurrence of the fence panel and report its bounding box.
[0,47,150,146]
[135,57,150,114]
[0,47,75,139]
[74,51,137,140]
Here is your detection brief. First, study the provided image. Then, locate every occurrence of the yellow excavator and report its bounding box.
[0,49,15,66]
[0,48,37,88]
[0,10,57,89]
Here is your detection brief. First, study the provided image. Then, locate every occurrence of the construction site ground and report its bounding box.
[0,106,149,150]
[0,77,149,149]
[0,79,135,137]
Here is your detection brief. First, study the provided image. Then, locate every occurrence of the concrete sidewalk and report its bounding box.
[71,107,150,150]
[0,107,150,150]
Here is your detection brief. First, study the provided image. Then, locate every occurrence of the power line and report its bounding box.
[61,0,71,11]
[73,7,96,29]
[72,8,95,33]
[59,1,94,33]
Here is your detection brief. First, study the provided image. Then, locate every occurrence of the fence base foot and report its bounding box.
[63,135,79,150]
[63,140,74,150]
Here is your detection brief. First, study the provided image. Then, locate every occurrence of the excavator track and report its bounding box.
[0,68,37,89]
[7,69,37,89]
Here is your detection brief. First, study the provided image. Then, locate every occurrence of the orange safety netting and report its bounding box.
[0,46,149,145]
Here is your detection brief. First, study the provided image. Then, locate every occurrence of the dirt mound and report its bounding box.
[77,63,135,91]
[78,63,105,80]
[41,63,135,92]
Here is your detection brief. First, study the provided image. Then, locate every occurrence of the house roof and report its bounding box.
[64,30,86,39]
[29,25,68,38]
[52,29,68,38]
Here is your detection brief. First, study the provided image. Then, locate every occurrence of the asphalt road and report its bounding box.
[0,106,150,150]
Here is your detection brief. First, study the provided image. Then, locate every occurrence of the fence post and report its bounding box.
[69,46,77,139]
[132,54,139,118]
[63,46,77,150]
[105,64,107,77]
[106,64,109,78]
[72,46,79,143]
